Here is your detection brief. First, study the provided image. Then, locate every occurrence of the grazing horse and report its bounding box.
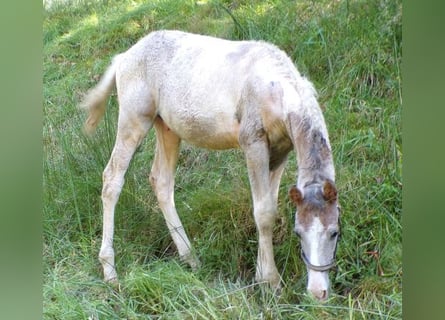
[80,30,340,301]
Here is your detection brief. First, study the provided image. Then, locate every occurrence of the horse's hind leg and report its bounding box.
[99,84,154,283]
[149,117,200,270]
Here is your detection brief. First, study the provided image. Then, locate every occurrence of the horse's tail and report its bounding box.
[79,54,122,135]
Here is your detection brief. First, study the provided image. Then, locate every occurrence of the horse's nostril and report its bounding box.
[311,289,328,301]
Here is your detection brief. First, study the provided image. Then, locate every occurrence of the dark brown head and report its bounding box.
[289,179,340,301]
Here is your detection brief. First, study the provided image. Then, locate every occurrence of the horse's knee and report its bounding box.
[254,203,277,234]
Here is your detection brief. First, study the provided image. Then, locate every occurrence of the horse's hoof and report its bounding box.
[182,253,201,271]
[104,276,120,291]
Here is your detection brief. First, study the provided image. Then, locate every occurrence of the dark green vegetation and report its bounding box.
[43,0,402,318]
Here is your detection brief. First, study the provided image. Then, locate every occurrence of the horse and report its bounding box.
[80,30,340,301]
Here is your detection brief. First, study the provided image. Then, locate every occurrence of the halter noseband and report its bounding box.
[300,231,339,272]
[301,250,336,272]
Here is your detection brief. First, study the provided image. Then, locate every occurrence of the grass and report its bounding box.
[43,0,402,318]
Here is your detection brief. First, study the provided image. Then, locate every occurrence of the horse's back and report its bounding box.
[118,30,298,150]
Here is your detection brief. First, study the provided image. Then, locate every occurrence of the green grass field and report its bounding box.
[43,0,402,318]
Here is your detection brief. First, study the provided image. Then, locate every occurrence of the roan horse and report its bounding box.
[80,30,340,301]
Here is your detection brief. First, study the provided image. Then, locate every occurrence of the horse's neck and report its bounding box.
[296,136,335,188]
[287,112,335,188]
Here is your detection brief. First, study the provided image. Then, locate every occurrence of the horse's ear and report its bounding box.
[323,180,337,203]
[289,185,303,206]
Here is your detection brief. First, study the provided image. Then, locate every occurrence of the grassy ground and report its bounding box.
[43,0,402,318]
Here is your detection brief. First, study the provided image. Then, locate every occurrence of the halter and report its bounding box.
[300,227,339,272]
[295,197,341,272]
[301,250,336,272]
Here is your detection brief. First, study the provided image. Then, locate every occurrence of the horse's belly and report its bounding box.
[159,105,241,150]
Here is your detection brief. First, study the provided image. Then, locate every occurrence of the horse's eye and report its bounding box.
[294,229,301,238]
[330,231,339,239]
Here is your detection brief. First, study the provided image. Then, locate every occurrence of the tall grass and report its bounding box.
[44,0,402,318]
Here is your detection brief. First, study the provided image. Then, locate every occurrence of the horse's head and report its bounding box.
[289,179,340,301]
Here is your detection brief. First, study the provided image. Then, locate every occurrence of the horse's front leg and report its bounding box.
[243,141,281,290]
